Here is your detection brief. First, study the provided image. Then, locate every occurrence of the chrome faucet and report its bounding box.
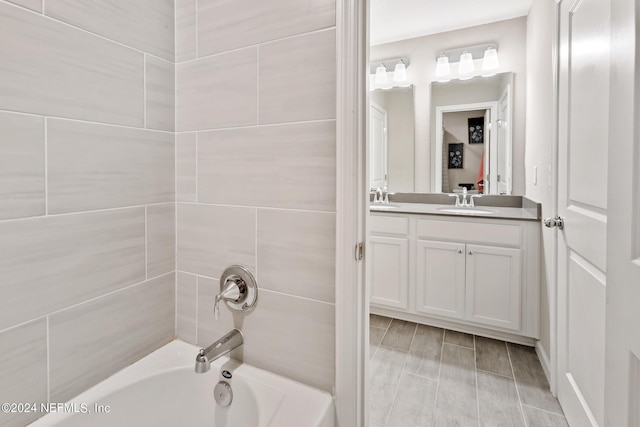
[195,328,243,373]
[372,186,389,204]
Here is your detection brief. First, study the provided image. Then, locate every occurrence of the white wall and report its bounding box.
[0,1,175,425]
[524,0,556,362]
[371,17,527,194]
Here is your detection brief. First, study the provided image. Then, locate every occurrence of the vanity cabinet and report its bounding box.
[370,212,539,342]
[368,216,409,309]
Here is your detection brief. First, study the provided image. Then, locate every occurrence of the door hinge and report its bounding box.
[355,242,365,261]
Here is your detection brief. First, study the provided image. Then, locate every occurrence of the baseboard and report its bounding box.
[535,341,551,385]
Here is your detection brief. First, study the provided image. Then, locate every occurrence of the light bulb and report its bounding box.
[458,51,475,75]
[482,47,499,72]
[435,55,451,79]
[375,65,388,85]
[393,61,407,83]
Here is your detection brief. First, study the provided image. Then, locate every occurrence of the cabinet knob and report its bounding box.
[457,249,463,254]
[468,251,473,255]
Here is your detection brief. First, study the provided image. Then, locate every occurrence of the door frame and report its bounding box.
[335,0,368,426]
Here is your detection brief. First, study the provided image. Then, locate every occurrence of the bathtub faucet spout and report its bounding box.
[195,328,244,374]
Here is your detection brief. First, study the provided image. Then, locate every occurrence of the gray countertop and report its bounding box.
[370,202,540,221]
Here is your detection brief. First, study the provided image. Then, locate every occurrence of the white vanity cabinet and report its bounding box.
[368,216,409,309]
[370,212,540,343]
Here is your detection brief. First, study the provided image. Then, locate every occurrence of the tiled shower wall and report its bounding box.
[0,1,175,425]
[174,0,337,392]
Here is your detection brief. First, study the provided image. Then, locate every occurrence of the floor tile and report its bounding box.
[370,327,386,358]
[444,330,474,349]
[381,319,417,351]
[436,343,477,420]
[369,346,408,425]
[386,373,437,427]
[475,336,513,377]
[477,370,525,426]
[522,405,569,427]
[508,343,564,414]
[405,324,443,380]
[434,409,479,426]
[370,314,392,329]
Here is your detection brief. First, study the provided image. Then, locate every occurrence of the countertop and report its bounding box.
[370,202,540,221]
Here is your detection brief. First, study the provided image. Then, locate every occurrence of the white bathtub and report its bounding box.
[30,340,335,427]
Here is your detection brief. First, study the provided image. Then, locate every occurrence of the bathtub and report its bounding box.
[30,340,335,427]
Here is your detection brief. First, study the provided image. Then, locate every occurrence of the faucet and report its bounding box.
[372,186,389,204]
[195,328,243,373]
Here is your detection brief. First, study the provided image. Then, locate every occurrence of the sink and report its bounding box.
[438,207,496,215]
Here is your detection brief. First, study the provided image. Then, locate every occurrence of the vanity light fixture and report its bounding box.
[370,57,411,89]
[393,59,407,83]
[374,64,388,85]
[435,43,499,81]
[481,46,500,76]
[435,54,451,82]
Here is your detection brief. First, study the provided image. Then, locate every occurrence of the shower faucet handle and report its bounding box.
[214,265,258,320]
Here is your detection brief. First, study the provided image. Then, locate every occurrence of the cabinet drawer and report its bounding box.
[417,219,521,247]
[370,215,409,235]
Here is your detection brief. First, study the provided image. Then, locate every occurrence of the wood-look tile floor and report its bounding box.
[369,315,568,427]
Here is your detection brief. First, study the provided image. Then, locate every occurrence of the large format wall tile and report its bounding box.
[49,273,175,402]
[0,112,45,220]
[146,56,175,131]
[0,208,145,330]
[198,0,335,56]
[176,48,257,131]
[259,29,336,124]
[147,203,176,278]
[257,209,335,302]
[47,119,174,214]
[0,3,143,126]
[198,279,334,392]
[198,121,336,211]
[177,203,256,278]
[176,0,196,62]
[176,133,197,202]
[45,0,174,61]
[0,319,47,427]
[5,0,41,12]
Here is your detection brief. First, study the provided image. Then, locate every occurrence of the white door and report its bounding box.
[482,109,490,194]
[369,103,387,189]
[556,0,610,425]
[415,240,466,320]
[465,244,521,331]
[368,235,408,309]
[604,0,640,424]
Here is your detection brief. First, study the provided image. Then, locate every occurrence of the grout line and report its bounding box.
[45,316,50,404]
[174,270,178,338]
[256,45,260,124]
[254,207,258,277]
[195,132,198,202]
[192,117,336,132]
[431,328,446,425]
[476,367,514,379]
[507,342,529,427]
[41,0,45,14]
[176,25,337,66]
[194,276,199,345]
[0,202,171,224]
[0,110,175,135]
[441,341,475,351]
[143,54,147,129]
[44,117,48,216]
[383,332,412,427]
[473,335,481,424]
[520,404,566,418]
[176,201,335,215]
[195,0,199,58]
[144,206,148,280]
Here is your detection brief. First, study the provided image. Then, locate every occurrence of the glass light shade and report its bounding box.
[482,48,500,71]
[375,65,388,84]
[435,56,451,77]
[393,62,407,82]
[458,52,475,75]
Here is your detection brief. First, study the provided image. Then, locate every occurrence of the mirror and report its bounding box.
[432,72,514,195]
[369,86,415,193]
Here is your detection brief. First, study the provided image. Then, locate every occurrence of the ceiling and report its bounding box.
[370,0,533,46]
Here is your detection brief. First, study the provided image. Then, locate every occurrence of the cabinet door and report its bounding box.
[465,244,521,330]
[416,240,466,320]
[369,235,408,309]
